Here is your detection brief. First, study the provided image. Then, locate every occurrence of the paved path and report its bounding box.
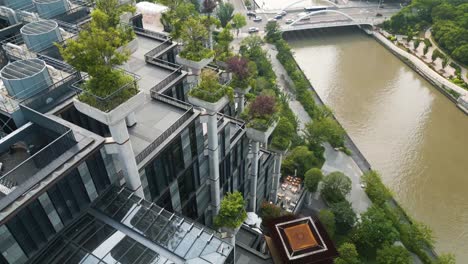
[425,29,468,84]
[266,43,371,215]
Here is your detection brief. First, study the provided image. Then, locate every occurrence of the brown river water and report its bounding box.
[286,27,468,261]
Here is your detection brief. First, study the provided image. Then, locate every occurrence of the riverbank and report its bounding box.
[273,32,441,262]
[373,30,468,115]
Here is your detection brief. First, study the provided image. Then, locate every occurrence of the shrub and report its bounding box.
[376,245,411,264]
[259,201,282,223]
[304,168,323,193]
[330,200,356,235]
[362,170,391,206]
[281,146,319,177]
[214,191,247,229]
[189,70,233,102]
[318,209,335,238]
[335,243,360,264]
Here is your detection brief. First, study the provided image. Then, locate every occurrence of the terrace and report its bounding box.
[0,106,76,193]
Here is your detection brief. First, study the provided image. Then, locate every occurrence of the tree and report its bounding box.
[304,117,345,148]
[163,2,198,39]
[214,25,234,62]
[353,205,399,256]
[227,56,251,88]
[249,95,276,118]
[95,0,135,29]
[376,245,411,264]
[304,168,323,193]
[281,146,318,177]
[259,201,282,223]
[334,243,360,264]
[231,13,247,36]
[178,17,214,61]
[423,45,429,56]
[362,170,391,206]
[318,209,335,238]
[265,20,281,43]
[58,9,133,98]
[217,2,234,27]
[434,254,456,264]
[321,172,351,204]
[202,0,217,14]
[214,191,247,229]
[330,200,356,235]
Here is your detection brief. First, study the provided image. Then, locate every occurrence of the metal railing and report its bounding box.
[134,27,171,42]
[71,71,141,113]
[149,68,184,95]
[135,94,194,164]
[0,129,76,187]
[144,39,174,62]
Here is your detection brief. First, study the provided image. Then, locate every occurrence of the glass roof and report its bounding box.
[31,214,172,264]
[30,185,232,264]
[93,186,233,264]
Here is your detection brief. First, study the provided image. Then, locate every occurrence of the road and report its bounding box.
[229,0,400,33]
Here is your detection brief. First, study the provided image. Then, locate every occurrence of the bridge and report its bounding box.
[280,9,381,34]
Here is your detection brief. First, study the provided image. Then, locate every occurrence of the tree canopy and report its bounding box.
[217,2,234,27]
[281,146,319,178]
[376,245,411,264]
[214,191,247,229]
[383,0,468,64]
[304,116,345,149]
[304,168,323,193]
[334,243,360,264]
[330,200,356,235]
[321,171,352,204]
[318,209,335,238]
[353,205,399,256]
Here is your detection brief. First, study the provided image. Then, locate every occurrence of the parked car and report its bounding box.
[376,13,383,17]
[279,10,287,16]
[274,14,283,20]
[253,16,262,22]
[247,11,257,17]
[248,27,259,33]
[285,18,294,24]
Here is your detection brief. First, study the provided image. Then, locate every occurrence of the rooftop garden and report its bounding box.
[188,69,233,103]
[58,1,137,112]
[226,55,255,90]
[214,191,247,230]
[241,94,279,132]
[177,16,216,62]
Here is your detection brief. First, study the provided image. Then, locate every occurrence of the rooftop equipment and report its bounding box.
[1,0,34,11]
[33,0,70,19]
[20,20,62,52]
[0,59,53,99]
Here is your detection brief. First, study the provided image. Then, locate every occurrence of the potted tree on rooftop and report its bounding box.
[215,191,247,247]
[227,55,255,114]
[188,69,233,111]
[176,17,215,76]
[243,94,279,144]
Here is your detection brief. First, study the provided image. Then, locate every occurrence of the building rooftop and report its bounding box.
[266,216,338,264]
[28,185,234,264]
[128,94,189,157]
[124,35,174,95]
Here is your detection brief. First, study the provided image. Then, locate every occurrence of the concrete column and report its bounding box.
[271,153,282,204]
[125,112,137,127]
[109,119,143,197]
[207,111,221,216]
[249,141,260,212]
[238,93,245,115]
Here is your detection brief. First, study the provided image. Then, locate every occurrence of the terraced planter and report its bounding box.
[176,55,214,75]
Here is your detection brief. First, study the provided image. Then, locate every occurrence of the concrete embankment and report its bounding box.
[373,31,468,115]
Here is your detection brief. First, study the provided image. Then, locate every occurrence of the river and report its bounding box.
[285,27,468,261]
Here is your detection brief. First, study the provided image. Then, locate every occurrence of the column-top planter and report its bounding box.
[246,119,278,144]
[234,86,251,95]
[73,92,145,126]
[188,94,229,113]
[176,55,214,74]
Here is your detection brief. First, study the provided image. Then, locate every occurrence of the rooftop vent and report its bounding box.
[0,59,52,99]
[33,0,70,19]
[2,0,34,11]
[20,20,63,52]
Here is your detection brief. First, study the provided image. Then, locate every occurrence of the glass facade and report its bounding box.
[0,150,113,264]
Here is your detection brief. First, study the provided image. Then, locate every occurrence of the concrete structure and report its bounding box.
[246,120,277,212]
[235,87,250,115]
[20,20,62,52]
[188,95,229,216]
[0,58,52,99]
[73,92,145,197]
[176,55,213,83]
